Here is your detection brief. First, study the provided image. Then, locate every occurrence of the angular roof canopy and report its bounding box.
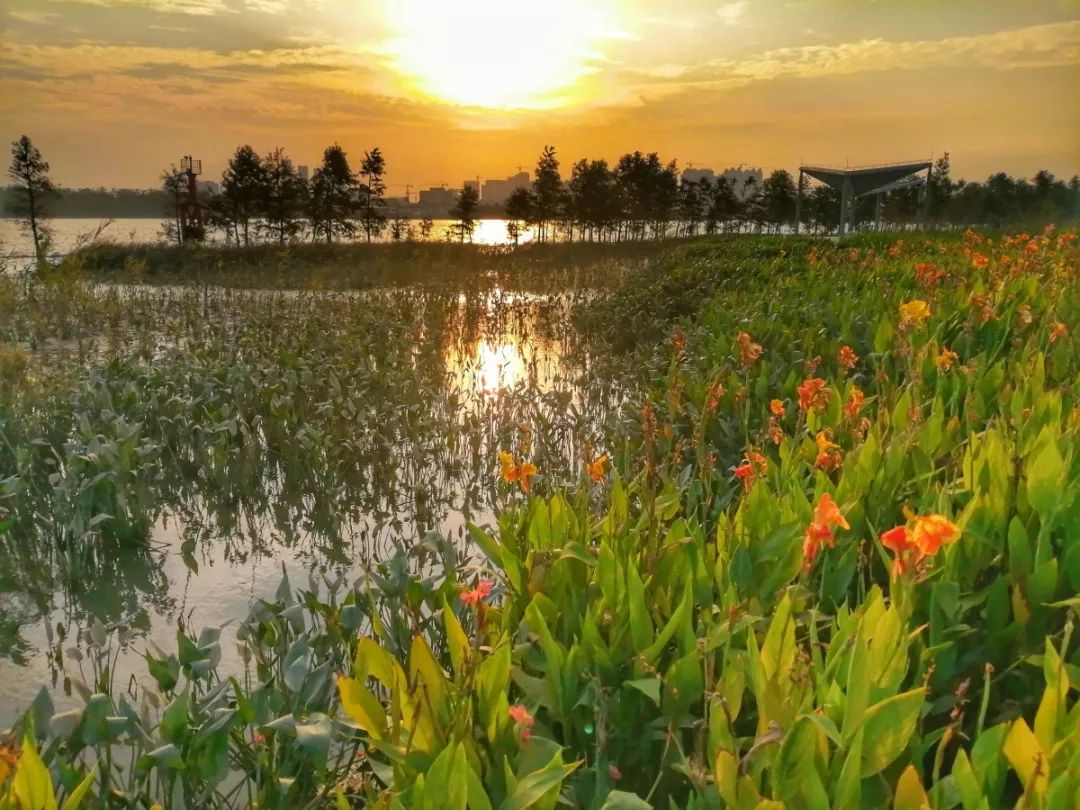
[801,161,932,197]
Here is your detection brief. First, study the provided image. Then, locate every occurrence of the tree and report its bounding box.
[418,217,434,240]
[705,176,739,234]
[927,152,953,222]
[159,164,186,247]
[221,145,267,247]
[504,187,533,245]
[675,178,706,237]
[260,147,307,245]
[7,135,56,265]
[568,159,616,241]
[389,217,411,241]
[358,147,387,243]
[532,146,563,242]
[308,144,357,244]
[449,184,480,243]
[761,169,797,233]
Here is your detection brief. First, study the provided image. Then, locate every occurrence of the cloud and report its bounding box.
[620,20,1080,95]
[41,0,233,16]
[716,1,749,26]
[7,9,61,24]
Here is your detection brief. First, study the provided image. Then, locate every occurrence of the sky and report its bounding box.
[2,0,1079,193]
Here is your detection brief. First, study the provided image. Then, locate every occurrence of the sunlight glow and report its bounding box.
[383,0,616,109]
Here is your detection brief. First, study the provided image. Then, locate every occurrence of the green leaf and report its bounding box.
[499,753,578,810]
[59,766,96,810]
[337,675,388,740]
[422,743,467,810]
[13,735,58,810]
[624,678,661,707]
[892,764,929,810]
[1026,433,1064,521]
[860,688,926,776]
[600,791,652,809]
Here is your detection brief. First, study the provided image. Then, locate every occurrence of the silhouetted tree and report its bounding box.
[532,146,563,242]
[927,152,954,222]
[449,185,480,243]
[221,145,266,247]
[159,164,186,247]
[418,217,434,240]
[761,169,797,233]
[308,144,357,243]
[7,135,56,265]
[358,147,387,243]
[259,147,307,244]
[389,217,411,241]
[568,159,617,241]
[705,176,739,234]
[675,178,706,237]
[504,187,533,245]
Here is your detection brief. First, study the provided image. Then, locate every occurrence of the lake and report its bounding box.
[0,277,627,729]
[0,217,538,263]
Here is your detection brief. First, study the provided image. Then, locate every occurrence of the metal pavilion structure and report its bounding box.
[795,160,933,235]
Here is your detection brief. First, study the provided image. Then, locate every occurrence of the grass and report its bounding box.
[0,229,1078,808]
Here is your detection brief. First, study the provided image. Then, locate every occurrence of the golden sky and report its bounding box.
[2,0,1078,192]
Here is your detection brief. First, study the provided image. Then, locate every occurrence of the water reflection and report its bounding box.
[0,283,626,725]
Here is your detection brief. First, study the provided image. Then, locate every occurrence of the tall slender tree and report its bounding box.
[159,164,186,246]
[761,170,797,233]
[7,135,56,265]
[221,145,267,246]
[531,146,563,242]
[308,144,357,244]
[449,185,480,243]
[705,176,739,234]
[568,159,616,241]
[358,147,387,243]
[504,187,534,245]
[260,147,307,244]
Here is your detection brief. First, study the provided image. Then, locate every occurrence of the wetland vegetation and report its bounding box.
[0,229,1078,808]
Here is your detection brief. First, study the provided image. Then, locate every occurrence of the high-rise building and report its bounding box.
[720,166,764,200]
[297,165,309,182]
[418,186,458,212]
[481,172,529,206]
[681,168,716,184]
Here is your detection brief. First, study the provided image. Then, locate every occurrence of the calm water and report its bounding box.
[0,283,618,728]
[0,217,536,262]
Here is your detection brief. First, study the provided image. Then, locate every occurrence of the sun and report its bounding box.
[383,0,615,109]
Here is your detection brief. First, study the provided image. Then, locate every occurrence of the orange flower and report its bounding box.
[767,417,784,445]
[736,332,763,366]
[935,347,958,372]
[797,378,830,412]
[912,515,961,556]
[881,525,918,577]
[971,252,990,269]
[1049,321,1069,343]
[509,704,535,742]
[499,452,538,493]
[838,345,858,372]
[769,399,785,417]
[915,262,946,287]
[518,462,538,493]
[460,578,495,606]
[802,493,849,571]
[899,300,931,328]
[587,454,608,483]
[844,389,865,420]
[734,451,767,491]
[881,514,961,576]
[814,430,843,471]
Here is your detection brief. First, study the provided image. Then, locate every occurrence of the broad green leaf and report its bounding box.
[13,735,58,810]
[892,765,929,810]
[861,688,926,776]
[1003,719,1048,796]
[337,675,388,740]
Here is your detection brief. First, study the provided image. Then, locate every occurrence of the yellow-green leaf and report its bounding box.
[893,765,929,810]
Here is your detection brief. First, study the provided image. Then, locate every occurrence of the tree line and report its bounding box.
[504,147,1080,242]
[6,135,1079,264]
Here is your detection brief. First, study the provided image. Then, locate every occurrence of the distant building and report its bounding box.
[463,179,481,195]
[720,166,764,200]
[197,180,220,194]
[297,165,309,182]
[681,168,716,184]
[418,186,457,211]
[481,171,529,206]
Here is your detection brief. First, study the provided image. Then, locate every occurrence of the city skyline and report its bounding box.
[2,0,1078,189]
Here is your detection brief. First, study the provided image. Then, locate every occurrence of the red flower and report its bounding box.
[802,493,849,571]
[797,378,830,412]
[460,578,495,606]
[838,345,858,372]
[509,704,535,742]
[733,452,767,491]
